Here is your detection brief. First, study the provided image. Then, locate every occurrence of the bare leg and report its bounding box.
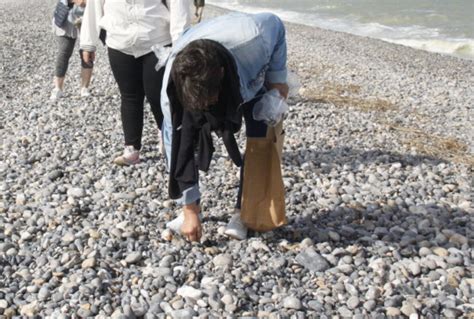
[54,76,65,90]
[80,67,93,89]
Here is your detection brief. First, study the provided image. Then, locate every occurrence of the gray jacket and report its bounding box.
[52,0,84,39]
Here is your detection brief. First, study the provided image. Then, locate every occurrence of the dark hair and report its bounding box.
[171,40,224,111]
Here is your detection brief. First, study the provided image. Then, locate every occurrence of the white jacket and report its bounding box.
[80,0,191,58]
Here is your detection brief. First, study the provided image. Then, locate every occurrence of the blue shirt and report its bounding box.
[160,12,288,205]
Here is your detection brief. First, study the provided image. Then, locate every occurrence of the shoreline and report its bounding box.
[206,3,474,62]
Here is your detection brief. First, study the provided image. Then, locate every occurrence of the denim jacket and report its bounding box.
[160,12,287,205]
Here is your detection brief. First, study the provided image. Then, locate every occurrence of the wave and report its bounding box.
[206,1,474,60]
[385,38,474,60]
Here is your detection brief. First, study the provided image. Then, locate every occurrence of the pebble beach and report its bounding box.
[0,1,473,318]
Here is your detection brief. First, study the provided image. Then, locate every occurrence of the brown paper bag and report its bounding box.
[240,121,287,232]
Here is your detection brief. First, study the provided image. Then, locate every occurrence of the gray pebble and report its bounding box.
[283,296,302,310]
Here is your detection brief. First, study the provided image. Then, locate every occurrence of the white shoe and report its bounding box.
[50,87,63,101]
[80,87,91,97]
[113,145,140,166]
[166,212,203,234]
[224,212,247,240]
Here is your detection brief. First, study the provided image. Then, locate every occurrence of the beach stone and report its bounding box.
[62,232,75,244]
[251,240,270,251]
[125,252,142,264]
[89,229,100,239]
[307,300,323,311]
[418,247,431,257]
[67,187,85,198]
[161,229,173,241]
[328,231,341,242]
[47,170,63,181]
[208,295,223,311]
[443,308,463,318]
[177,286,202,299]
[386,307,401,316]
[21,231,33,241]
[82,258,96,269]
[213,254,233,268]
[401,302,417,316]
[432,247,448,257]
[295,247,330,273]
[221,294,234,305]
[366,287,381,300]
[38,286,51,301]
[347,296,360,309]
[409,263,421,276]
[163,200,174,208]
[338,306,353,317]
[159,301,173,313]
[131,301,147,316]
[78,307,92,318]
[283,296,302,310]
[171,299,185,310]
[300,238,314,248]
[449,233,468,245]
[363,300,376,312]
[20,301,39,317]
[0,300,8,309]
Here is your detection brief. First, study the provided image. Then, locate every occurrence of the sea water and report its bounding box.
[207,0,474,60]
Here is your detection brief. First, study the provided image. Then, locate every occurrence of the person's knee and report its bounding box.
[57,48,71,61]
[79,49,94,69]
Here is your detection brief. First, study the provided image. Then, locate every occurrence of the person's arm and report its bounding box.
[173,112,203,241]
[173,111,201,204]
[259,13,289,98]
[79,0,104,62]
[169,0,192,43]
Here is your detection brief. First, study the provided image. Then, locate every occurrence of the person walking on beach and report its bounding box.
[50,0,94,101]
[80,0,191,166]
[160,12,289,242]
[193,0,205,23]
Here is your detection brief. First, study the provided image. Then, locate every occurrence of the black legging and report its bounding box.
[108,48,164,150]
[55,36,93,77]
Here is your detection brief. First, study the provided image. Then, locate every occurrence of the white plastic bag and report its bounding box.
[152,45,172,71]
[287,71,301,98]
[253,89,288,127]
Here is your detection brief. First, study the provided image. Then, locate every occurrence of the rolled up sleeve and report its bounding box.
[260,13,288,84]
[79,0,104,52]
[176,184,201,205]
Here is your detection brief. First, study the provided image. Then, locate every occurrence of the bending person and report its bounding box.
[80,0,191,165]
[160,12,289,241]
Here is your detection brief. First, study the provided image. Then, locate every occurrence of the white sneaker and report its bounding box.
[166,212,203,234]
[50,87,63,101]
[80,87,91,97]
[113,145,140,166]
[224,212,247,240]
